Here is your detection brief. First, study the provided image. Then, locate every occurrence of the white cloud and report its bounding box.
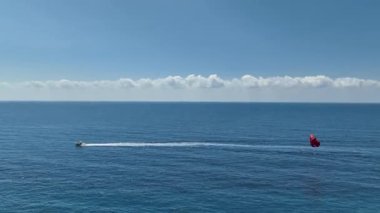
[0,74,379,102]
[9,74,380,89]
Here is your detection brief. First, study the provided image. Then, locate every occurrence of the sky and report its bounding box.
[0,0,379,102]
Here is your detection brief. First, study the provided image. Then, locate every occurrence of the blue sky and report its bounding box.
[0,0,379,102]
[1,0,379,81]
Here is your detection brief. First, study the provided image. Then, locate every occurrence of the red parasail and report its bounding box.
[309,134,320,147]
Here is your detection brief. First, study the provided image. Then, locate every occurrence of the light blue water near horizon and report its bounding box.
[0,102,379,212]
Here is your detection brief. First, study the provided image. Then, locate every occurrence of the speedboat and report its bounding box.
[76,141,86,147]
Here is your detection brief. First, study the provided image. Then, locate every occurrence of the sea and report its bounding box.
[0,102,379,212]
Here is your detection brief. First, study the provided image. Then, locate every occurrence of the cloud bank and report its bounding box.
[0,74,379,102]
[11,74,380,89]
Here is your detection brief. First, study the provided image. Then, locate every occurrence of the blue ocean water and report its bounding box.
[0,102,379,212]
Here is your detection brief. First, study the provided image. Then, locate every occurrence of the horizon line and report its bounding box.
[0,100,379,104]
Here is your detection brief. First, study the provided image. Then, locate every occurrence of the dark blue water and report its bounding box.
[0,102,379,212]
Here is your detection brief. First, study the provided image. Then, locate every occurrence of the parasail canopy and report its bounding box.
[309,134,320,147]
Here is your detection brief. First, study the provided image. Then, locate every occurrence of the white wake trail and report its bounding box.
[82,142,253,148]
[77,142,379,154]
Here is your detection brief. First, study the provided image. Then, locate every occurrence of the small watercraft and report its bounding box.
[76,141,86,147]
